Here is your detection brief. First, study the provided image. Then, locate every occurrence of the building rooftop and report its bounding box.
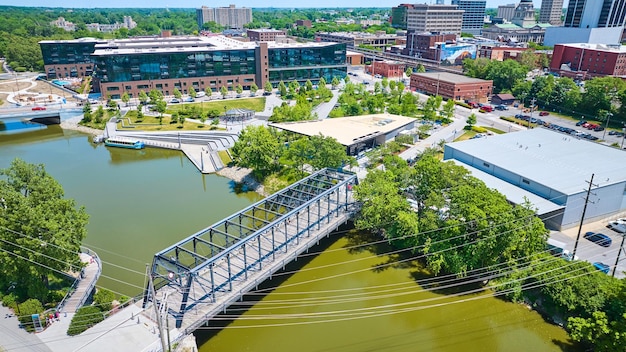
[558,43,626,53]
[90,35,339,56]
[450,160,564,215]
[270,114,415,147]
[445,128,626,196]
[412,71,492,84]
[317,31,401,39]
[247,28,286,33]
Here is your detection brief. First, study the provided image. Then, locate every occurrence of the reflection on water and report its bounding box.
[0,118,47,134]
[0,124,66,144]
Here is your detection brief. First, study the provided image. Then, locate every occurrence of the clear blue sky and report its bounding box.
[0,1,562,9]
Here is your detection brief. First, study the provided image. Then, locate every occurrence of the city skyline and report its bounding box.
[0,1,562,9]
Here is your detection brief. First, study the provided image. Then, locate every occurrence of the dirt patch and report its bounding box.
[217,166,268,197]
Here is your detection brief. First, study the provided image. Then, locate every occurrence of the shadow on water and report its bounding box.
[343,229,493,296]
[228,179,250,194]
[193,222,352,345]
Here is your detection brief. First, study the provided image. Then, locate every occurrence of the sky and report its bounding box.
[0,0,561,9]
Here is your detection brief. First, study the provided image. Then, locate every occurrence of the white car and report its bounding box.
[608,221,626,234]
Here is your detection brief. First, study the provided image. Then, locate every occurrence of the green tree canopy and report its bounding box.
[231,126,281,177]
[0,159,89,303]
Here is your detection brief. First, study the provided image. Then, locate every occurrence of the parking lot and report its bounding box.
[550,213,626,278]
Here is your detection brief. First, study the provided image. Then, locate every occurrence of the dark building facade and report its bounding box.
[40,38,101,80]
[40,36,347,99]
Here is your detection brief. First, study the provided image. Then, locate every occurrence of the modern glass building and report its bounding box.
[40,38,101,79]
[40,36,347,99]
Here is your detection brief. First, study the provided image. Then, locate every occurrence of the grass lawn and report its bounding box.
[454,130,478,142]
[79,110,118,130]
[218,150,232,166]
[484,126,506,134]
[166,97,265,114]
[117,111,221,131]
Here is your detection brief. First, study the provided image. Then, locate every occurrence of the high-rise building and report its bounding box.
[391,4,414,29]
[564,0,626,28]
[497,4,516,21]
[544,0,626,46]
[451,0,487,35]
[405,4,464,35]
[196,5,252,30]
[539,0,564,25]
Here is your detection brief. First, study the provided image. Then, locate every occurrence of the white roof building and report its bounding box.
[444,128,626,229]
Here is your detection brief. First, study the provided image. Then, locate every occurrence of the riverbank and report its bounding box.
[60,115,101,136]
[217,166,268,197]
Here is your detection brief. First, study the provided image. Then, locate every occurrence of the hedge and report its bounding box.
[67,306,104,336]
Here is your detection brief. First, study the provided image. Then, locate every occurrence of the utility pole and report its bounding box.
[147,265,168,352]
[602,112,612,140]
[573,174,597,258]
[528,97,536,129]
[612,234,626,277]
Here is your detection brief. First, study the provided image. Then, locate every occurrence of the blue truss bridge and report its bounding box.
[143,168,359,333]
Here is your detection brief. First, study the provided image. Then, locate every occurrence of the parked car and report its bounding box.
[170,98,180,103]
[184,97,195,102]
[607,221,626,234]
[31,106,46,111]
[594,126,605,131]
[539,111,549,116]
[576,120,587,126]
[196,91,206,98]
[495,105,508,111]
[584,232,612,247]
[593,262,610,274]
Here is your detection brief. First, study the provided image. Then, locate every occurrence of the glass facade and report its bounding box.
[40,41,99,65]
[267,44,347,83]
[94,49,256,83]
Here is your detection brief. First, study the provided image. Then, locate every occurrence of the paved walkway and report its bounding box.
[0,305,52,352]
[62,252,101,313]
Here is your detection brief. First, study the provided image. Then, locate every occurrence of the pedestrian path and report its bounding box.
[62,252,100,313]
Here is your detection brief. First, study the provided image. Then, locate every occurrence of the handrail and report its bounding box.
[75,246,102,310]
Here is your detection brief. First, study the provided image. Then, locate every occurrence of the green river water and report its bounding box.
[0,121,578,352]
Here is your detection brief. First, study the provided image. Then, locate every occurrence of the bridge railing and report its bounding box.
[76,246,102,309]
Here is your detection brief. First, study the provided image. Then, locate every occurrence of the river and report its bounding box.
[0,120,578,351]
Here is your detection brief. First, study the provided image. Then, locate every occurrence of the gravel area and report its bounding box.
[217,166,268,197]
[59,115,102,137]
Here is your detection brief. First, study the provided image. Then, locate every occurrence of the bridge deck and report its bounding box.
[143,168,358,332]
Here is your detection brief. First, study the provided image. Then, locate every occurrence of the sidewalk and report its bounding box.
[0,305,51,352]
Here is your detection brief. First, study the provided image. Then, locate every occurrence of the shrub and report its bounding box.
[2,293,18,311]
[67,306,104,336]
[471,126,487,133]
[454,101,471,109]
[17,299,44,332]
[93,288,115,312]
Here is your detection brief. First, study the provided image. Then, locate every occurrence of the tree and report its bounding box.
[280,137,315,175]
[189,87,197,99]
[205,87,213,100]
[121,92,130,107]
[250,83,259,96]
[305,79,313,92]
[308,134,352,170]
[485,59,528,94]
[0,159,88,303]
[138,90,148,105]
[278,81,287,97]
[231,125,281,177]
[416,64,426,73]
[148,89,163,103]
[441,99,455,122]
[236,84,243,96]
[466,113,477,127]
[264,82,273,95]
[405,66,413,78]
[155,99,167,124]
[288,80,299,99]
[173,88,182,99]
[331,77,340,89]
[220,86,229,99]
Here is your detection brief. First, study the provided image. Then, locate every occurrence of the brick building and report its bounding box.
[404,32,457,60]
[346,51,365,65]
[365,60,405,78]
[296,20,312,28]
[410,72,493,103]
[550,43,626,78]
[247,29,286,42]
[478,45,528,61]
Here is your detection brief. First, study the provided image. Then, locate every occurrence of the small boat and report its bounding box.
[104,137,145,149]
